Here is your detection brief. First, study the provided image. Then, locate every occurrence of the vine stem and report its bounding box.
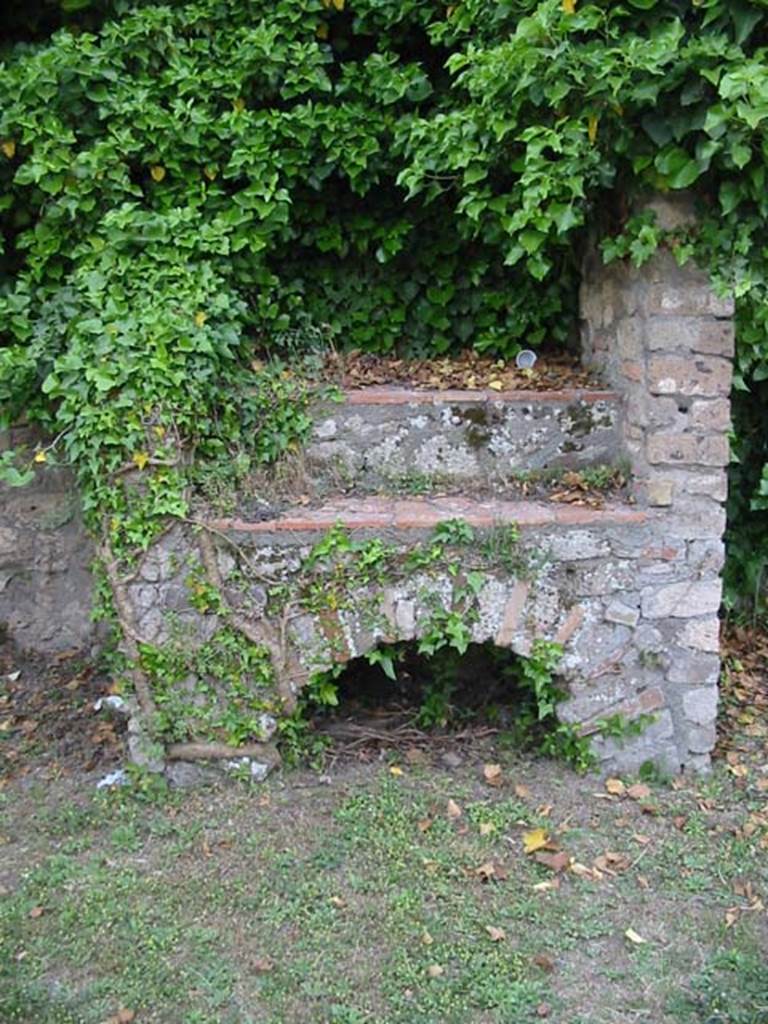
[97,530,158,723]
[196,526,303,711]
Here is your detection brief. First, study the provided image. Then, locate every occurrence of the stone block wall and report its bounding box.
[0,424,96,654]
[580,199,733,770]
[306,388,623,493]
[0,195,735,777]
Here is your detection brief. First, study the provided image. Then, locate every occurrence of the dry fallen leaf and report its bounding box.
[483,763,503,786]
[594,851,631,874]
[637,875,650,890]
[389,765,404,777]
[523,828,550,854]
[474,861,497,882]
[417,817,433,833]
[627,783,651,801]
[421,930,434,946]
[479,822,495,837]
[605,778,626,797]
[535,850,570,873]
[570,861,598,880]
[532,878,561,892]
[533,952,555,973]
[624,927,648,945]
[29,906,44,919]
[537,1003,552,1019]
[427,964,444,979]
[485,925,506,942]
[446,799,462,819]
[725,908,740,929]
[251,956,275,974]
[514,783,531,799]
[102,1010,136,1024]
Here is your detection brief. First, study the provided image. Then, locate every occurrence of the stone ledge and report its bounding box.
[340,386,622,406]
[207,497,649,534]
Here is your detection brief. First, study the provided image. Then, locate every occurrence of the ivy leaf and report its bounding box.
[654,146,701,188]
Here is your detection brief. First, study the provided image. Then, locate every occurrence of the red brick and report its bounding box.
[647,433,729,467]
[689,399,731,432]
[495,582,530,645]
[341,386,621,406]
[207,498,647,534]
[579,687,665,735]
[646,318,735,357]
[648,355,731,397]
[555,605,585,645]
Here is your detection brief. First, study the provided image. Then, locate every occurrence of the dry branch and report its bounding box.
[167,741,280,763]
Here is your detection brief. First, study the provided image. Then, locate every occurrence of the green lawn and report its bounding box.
[1,752,766,1024]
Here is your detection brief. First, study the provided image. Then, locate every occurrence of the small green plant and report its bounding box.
[366,645,400,682]
[495,640,595,772]
[113,763,170,805]
[637,759,672,787]
[596,712,657,743]
[414,648,461,729]
[139,626,275,747]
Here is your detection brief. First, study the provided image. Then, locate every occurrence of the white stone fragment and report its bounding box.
[96,769,127,789]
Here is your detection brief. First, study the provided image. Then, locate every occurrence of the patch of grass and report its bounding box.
[1,762,766,1024]
[667,946,768,1024]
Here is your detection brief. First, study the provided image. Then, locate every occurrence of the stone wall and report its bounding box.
[580,198,733,770]
[306,388,623,492]
[0,424,95,654]
[0,196,735,776]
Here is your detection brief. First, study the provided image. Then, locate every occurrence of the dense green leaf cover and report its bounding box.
[1,0,768,601]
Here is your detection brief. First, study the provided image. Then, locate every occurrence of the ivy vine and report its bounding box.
[2,0,768,615]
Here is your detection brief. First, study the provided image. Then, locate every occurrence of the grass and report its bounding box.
[1,753,767,1024]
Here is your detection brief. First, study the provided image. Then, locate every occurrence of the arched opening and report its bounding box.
[287,639,592,771]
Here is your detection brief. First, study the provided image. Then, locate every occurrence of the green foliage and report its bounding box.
[4,0,768,602]
[500,638,595,772]
[291,634,592,771]
[596,712,657,742]
[667,948,768,1024]
[138,626,275,745]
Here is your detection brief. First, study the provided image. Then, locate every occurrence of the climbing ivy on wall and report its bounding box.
[2,0,768,604]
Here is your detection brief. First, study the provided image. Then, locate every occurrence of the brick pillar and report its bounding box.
[580,195,733,771]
